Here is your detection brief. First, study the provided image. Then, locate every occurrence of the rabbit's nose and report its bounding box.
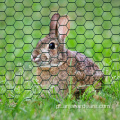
[31,54,37,61]
[31,54,40,62]
[33,57,36,61]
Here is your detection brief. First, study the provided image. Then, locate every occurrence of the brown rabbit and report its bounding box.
[31,13,104,98]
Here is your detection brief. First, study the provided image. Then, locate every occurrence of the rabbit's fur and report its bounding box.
[31,13,104,98]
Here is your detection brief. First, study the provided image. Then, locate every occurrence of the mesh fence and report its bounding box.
[0,0,120,99]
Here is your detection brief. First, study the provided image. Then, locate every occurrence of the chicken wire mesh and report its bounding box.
[0,0,120,100]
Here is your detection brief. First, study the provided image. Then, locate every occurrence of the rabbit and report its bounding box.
[31,13,104,98]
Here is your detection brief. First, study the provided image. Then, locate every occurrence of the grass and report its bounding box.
[0,0,120,119]
[0,78,120,120]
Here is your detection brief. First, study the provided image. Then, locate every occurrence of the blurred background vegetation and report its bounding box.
[0,0,120,99]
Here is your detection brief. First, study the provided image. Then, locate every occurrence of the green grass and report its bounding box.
[0,78,120,120]
[0,0,120,119]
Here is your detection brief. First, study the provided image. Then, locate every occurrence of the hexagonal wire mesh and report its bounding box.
[0,0,120,100]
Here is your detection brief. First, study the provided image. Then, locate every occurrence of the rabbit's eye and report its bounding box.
[49,42,55,49]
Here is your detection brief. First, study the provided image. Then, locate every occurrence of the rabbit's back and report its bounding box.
[69,51,104,96]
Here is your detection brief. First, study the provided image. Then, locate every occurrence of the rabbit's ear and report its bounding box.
[50,13,60,35]
[57,15,70,41]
